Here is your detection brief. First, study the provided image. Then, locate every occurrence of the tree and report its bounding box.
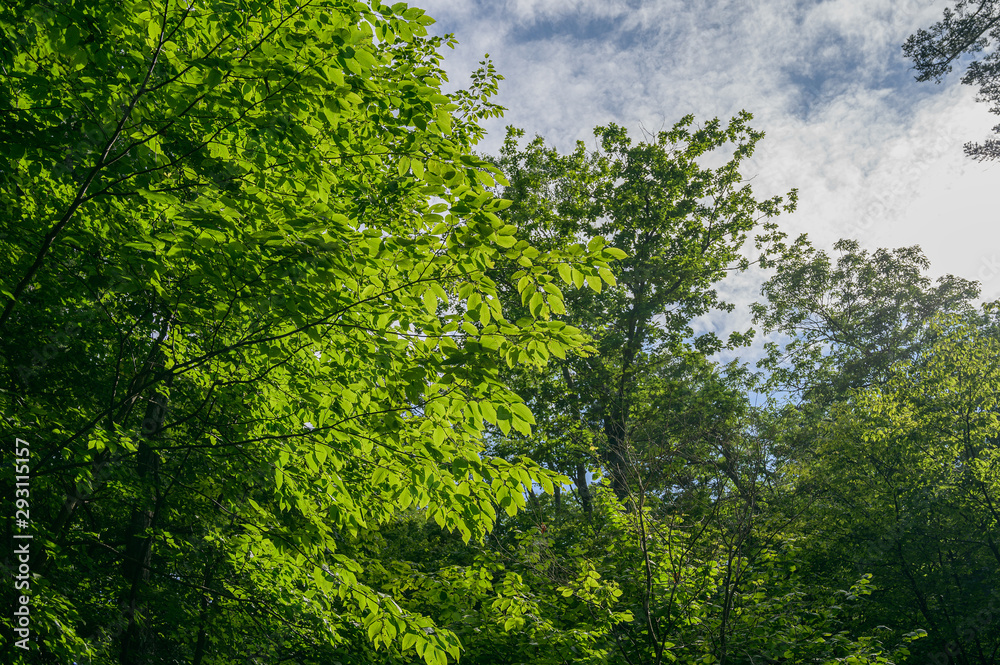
[0,1,620,662]
[798,310,1000,665]
[753,238,979,406]
[904,0,1000,160]
[471,118,919,665]
[750,240,1000,663]
[488,114,797,503]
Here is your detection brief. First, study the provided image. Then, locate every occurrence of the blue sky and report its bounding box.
[420,0,998,361]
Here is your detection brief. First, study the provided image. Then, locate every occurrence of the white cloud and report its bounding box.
[420,0,1000,362]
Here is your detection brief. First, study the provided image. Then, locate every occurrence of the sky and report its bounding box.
[418,0,998,366]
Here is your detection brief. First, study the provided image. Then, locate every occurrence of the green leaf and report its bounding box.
[423,289,437,315]
[598,266,616,286]
[495,405,512,435]
[510,401,535,425]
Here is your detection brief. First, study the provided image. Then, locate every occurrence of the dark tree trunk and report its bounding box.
[192,563,216,665]
[603,414,631,501]
[574,463,592,515]
[120,378,170,665]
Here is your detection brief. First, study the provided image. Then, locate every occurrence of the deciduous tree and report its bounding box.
[488,114,797,503]
[0,2,619,662]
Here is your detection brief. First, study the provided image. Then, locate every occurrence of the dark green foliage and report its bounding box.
[904,0,1000,160]
[754,238,979,404]
[4,2,996,663]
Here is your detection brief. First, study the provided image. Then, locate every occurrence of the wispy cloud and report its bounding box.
[421,0,1000,362]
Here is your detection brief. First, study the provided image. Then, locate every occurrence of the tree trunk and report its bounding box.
[192,562,216,665]
[603,404,631,501]
[120,378,170,664]
[574,463,592,515]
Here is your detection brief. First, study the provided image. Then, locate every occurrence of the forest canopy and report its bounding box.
[2,1,997,665]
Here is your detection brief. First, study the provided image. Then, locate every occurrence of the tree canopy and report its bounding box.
[3,2,999,665]
[905,0,1000,160]
[1,1,619,662]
